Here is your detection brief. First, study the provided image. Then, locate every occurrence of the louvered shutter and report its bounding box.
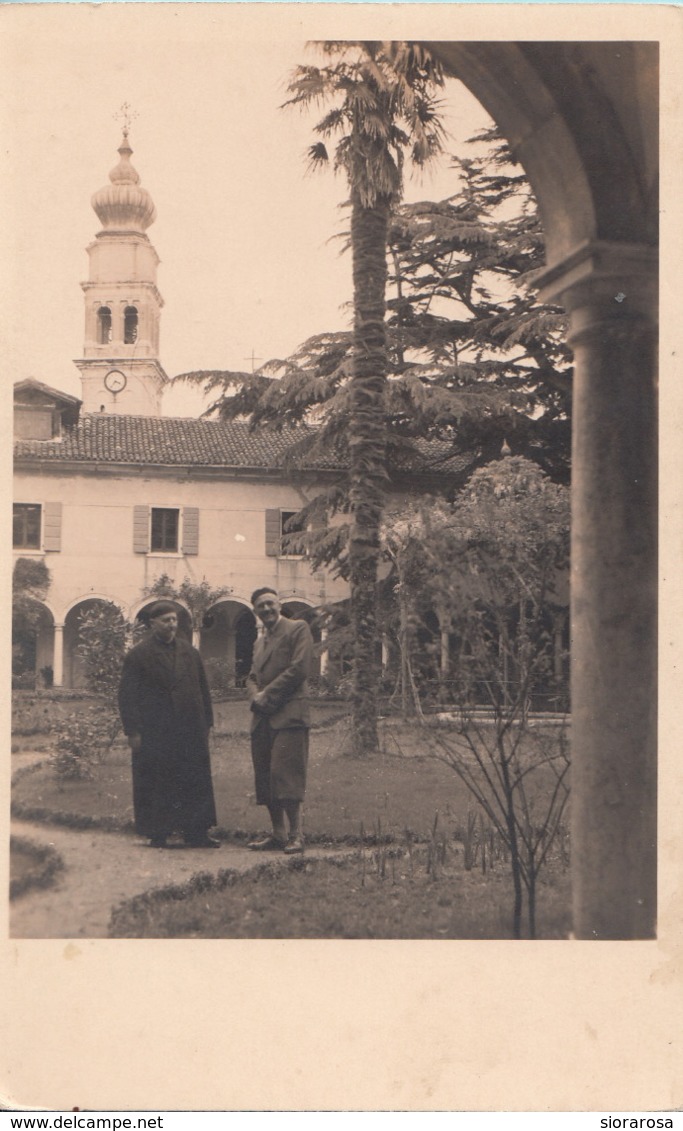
[133,505,150,553]
[43,502,62,552]
[182,507,199,555]
[265,509,281,557]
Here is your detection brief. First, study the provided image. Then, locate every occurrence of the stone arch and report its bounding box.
[280,597,319,631]
[128,596,190,628]
[63,597,128,689]
[422,42,657,939]
[62,592,124,621]
[97,305,112,345]
[427,42,657,261]
[279,598,323,680]
[133,598,192,643]
[123,305,138,344]
[198,598,256,690]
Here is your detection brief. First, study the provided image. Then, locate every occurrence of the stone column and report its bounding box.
[539,241,658,939]
[319,628,329,678]
[52,624,64,688]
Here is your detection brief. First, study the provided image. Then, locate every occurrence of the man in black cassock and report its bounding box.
[118,600,219,849]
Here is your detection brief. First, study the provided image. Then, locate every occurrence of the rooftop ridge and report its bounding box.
[14,411,469,477]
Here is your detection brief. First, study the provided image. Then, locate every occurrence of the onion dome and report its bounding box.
[91,131,157,232]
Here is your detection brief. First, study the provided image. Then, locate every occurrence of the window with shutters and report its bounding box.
[13,504,41,550]
[265,508,306,558]
[134,507,198,555]
[181,507,199,555]
[151,508,179,553]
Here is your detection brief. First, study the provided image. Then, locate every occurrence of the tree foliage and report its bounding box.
[381,456,569,704]
[176,50,572,752]
[12,557,51,633]
[142,574,233,634]
[383,128,572,482]
[180,129,570,488]
[178,127,571,580]
[12,557,52,685]
[50,602,133,780]
[76,602,134,700]
[384,456,571,937]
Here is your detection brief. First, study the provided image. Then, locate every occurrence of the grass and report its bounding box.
[12,704,476,844]
[12,693,572,939]
[108,847,571,939]
[10,836,64,900]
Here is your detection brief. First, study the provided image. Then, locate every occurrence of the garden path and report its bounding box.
[10,817,348,939]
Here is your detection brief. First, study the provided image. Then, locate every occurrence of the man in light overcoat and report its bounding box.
[246,587,314,854]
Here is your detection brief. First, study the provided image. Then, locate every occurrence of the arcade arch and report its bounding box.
[198,596,328,689]
[198,598,256,688]
[424,42,658,939]
[63,598,125,688]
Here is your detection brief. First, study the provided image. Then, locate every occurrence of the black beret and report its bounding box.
[145,600,178,621]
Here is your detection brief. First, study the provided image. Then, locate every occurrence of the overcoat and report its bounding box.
[246,616,313,730]
[118,633,216,838]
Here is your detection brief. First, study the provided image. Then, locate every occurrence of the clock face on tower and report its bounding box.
[104,369,127,394]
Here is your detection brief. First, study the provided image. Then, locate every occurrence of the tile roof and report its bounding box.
[14,412,468,478]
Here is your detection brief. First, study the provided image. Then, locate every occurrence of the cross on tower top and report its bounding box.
[114,102,138,137]
[244,349,262,373]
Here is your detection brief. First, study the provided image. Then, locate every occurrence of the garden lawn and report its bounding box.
[12,694,572,939]
[12,714,476,845]
[108,848,571,939]
[9,836,64,900]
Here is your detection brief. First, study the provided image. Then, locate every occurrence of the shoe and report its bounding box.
[184,833,221,848]
[248,835,286,852]
[284,836,305,855]
[149,836,168,849]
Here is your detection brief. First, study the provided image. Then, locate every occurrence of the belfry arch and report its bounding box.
[425,42,658,939]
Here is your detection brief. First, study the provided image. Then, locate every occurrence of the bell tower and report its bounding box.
[74,109,169,415]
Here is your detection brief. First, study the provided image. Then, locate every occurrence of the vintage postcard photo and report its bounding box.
[2,1,681,1114]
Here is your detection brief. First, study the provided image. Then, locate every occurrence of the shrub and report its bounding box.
[49,707,121,780]
[76,603,133,699]
[202,657,234,693]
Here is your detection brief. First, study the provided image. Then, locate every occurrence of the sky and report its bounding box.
[1,5,493,417]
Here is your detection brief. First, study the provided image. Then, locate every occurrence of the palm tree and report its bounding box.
[284,41,446,754]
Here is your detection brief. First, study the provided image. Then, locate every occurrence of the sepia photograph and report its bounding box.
[2,0,680,1114]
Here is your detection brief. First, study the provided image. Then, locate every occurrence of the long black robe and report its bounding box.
[118,634,217,838]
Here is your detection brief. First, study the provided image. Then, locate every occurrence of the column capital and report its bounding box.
[537,240,657,349]
[537,239,657,314]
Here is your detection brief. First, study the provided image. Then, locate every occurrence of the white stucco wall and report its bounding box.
[14,466,350,624]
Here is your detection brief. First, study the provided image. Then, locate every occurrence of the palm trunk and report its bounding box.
[348,192,390,756]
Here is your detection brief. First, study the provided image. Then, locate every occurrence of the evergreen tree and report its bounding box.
[382,127,571,483]
[179,128,570,497]
[180,42,446,755]
[177,59,572,747]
